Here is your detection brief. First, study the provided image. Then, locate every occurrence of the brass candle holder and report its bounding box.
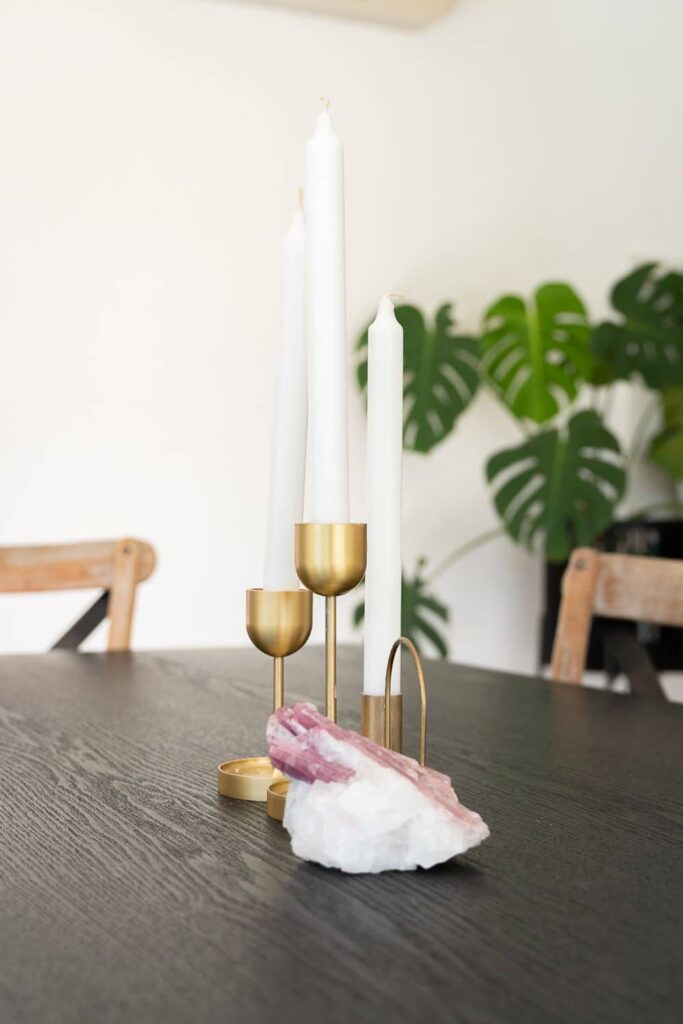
[361,636,427,764]
[295,522,367,722]
[361,690,403,751]
[217,587,312,801]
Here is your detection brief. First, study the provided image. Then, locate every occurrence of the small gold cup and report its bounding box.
[246,588,313,708]
[295,522,367,596]
[295,523,367,722]
[218,587,312,801]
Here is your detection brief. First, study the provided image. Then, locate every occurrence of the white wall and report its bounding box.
[0,0,682,673]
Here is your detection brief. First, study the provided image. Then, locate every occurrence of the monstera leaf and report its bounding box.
[353,563,450,658]
[486,410,626,561]
[649,388,683,479]
[592,263,683,388]
[357,304,479,453]
[480,283,592,424]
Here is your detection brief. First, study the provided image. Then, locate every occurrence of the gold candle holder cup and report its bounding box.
[295,522,367,722]
[246,587,313,708]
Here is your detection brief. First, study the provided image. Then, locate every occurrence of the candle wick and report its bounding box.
[388,292,406,302]
[319,96,330,111]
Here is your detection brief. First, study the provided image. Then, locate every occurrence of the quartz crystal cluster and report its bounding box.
[267,703,490,874]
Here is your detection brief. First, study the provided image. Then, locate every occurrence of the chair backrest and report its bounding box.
[0,539,156,651]
[550,547,683,684]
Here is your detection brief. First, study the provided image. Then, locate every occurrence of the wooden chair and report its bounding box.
[0,539,156,651]
[550,547,683,694]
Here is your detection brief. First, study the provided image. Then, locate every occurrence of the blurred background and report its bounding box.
[1,0,682,681]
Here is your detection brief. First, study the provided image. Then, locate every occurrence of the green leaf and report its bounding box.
[402,568,450,658]
[356,304,479,454]
[649,388,683,479]
[486,410,626,561]
[480,283,592,424]
[352,564,450,659]
[587,355,618,387]
[591,263,683,389]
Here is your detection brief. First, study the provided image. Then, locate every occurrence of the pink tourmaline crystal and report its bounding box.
[267,703,490,873]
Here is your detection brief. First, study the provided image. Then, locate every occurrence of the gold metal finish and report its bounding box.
[295,523,367,722]
[246,587,313,658]
[325,596,336,719]
[246,587,312,713]
[266,779,289,821]
[217,588,313,802]
[217,757,283,801]
[294,523,367,597]
[384,637,427,766]
[361,693,403,750]
[273,656,284,711]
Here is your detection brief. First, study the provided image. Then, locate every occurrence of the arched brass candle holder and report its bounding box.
[295,523,366,722]
[217,587,312,801]
[383,637,427,765]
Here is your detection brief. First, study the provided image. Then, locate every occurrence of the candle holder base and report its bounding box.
[217,756,283,801]
[385,638,427,766]
[266,778,289,821]
[361,694,403,750]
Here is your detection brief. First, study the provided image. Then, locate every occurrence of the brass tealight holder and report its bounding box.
[266,778,289,821]
[361,636,427,764]
[217,587,312,801]
[295,522,367,722]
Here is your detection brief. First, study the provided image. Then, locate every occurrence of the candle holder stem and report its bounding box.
[325,595,337,721]
[273,655,285,711]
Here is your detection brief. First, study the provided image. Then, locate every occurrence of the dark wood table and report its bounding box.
[1,647,681,1024]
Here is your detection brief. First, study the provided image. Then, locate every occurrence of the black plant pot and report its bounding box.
[540,519,683,672]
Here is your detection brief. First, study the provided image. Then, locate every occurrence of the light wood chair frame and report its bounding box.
[0,539,156,651]
[551,547,683,685]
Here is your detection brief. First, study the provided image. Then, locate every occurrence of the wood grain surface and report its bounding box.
[0,647,681,1024]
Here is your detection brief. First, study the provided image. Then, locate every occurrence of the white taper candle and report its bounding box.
[263,199,308,591]
[305,103,349,523]
[363,295,403,695]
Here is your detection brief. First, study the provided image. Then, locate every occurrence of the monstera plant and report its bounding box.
[480,281,626,564]
[480,283,592,424]
[649,388,683,478]
[592,264,683,388]
[486,410,626,561]
[353,261,683,659]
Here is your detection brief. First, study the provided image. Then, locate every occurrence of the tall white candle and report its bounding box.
[305,103,349,523]
[263,200,308,591]
[363,295,403,696]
